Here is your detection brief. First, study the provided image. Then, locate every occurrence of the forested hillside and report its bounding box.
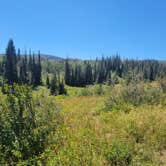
[0,39,166,165]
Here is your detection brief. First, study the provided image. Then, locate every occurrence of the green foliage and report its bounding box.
[79,84,106,96]
[105,83,164,112]
[0,84,62,164]
[46,74,50,88]
[3,39,42,87]
[50,74,58,95]
[106,141,133,166]
[63,56,166,87]
[1,39,166,165]
[59,81,67,95]
[95,84,105,95]
[80,88,90,96]
[159,79,166,93]
[4,39,18,84]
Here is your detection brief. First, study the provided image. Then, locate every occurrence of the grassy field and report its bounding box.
[2,83,166,165]
[36,83,166,166]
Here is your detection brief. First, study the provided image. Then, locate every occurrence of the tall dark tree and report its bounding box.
[19,57,28,84]
[85,62,93,85]
[30,53,36,85]
[35,51,42,85]
[50,74,58,95]
[65,59,71,85]
[59,80,67,95]
[17,48,21,62]
[46,74,50,88]
[93,59,98,82]
[4,39,18,84]
[28,50,32,71]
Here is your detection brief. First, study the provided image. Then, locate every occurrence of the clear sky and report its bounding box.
[0,0,166,60]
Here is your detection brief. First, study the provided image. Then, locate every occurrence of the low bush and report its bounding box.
[105,83,163,112]
[105,140,133,166]
[79,84,106,96]
[159,79,166,93]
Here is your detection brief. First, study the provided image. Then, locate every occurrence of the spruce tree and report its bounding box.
[19,58,28,84]
[85,62,93,85]
[17,49,21,62]
[59,80,67,95]
[4,39,18,84]
[36,51,42,85]
[65,59,71,85]
[28,50,32,72]
[46,74,50,88]
[50,74,58,95]
[31,53,36,85]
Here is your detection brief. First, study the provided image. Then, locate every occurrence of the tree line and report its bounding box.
[65,56,166,87]
[1,39,166,90]
[0,39,67,95]
[0,39,42,86]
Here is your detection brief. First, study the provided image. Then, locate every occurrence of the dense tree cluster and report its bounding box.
[0,39,42,86]
[48,73,67,96]
[65,56,166,87]
[65,60,93,87]
[0,39,67,96]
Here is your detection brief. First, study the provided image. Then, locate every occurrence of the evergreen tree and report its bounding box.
[59,80,67,95]
[46,74,50,88]
[65,59,71,85]
[35,51,42,85]
[19,57,28,84]
[4,39,18,84]
[70,68,75,86]
[17,48,21,62]
[50,74,58,95]
[106,71,112,86]
[85,62,93,85]
[93,59,98,82]
[31,53,36,85]
[28,50,32,71]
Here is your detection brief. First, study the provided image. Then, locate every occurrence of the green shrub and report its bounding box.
[105,83,163,112]
[78,84,106,96]
[106,140,133,166]
[126,120,145,143]
[95,84,105,95]
[0,84,62,164]
[159,79,166,93]
[80,88,90,96]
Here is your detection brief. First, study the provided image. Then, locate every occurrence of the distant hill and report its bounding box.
[0,53,82,62]
[0,53,64,61]
[40,54,64,61]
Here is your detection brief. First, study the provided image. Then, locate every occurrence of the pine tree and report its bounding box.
[31,53,36,86]
[94,59,98,82]
[46,74,50,88]
[71,68,75,86]
[50,74,58,95]
[17,49,21,62]
[106,71,112,85]
[65,59,71,85]
[33,51,42,86]
[59,80,67,95]
[85,62,93,85]
[4,39,18,84]
[19,57,28,84]
[28,50,32,71]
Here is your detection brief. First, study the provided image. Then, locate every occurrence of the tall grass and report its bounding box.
[39,81,166,165]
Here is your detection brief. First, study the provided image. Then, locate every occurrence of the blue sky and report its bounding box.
[0,0,166,60]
